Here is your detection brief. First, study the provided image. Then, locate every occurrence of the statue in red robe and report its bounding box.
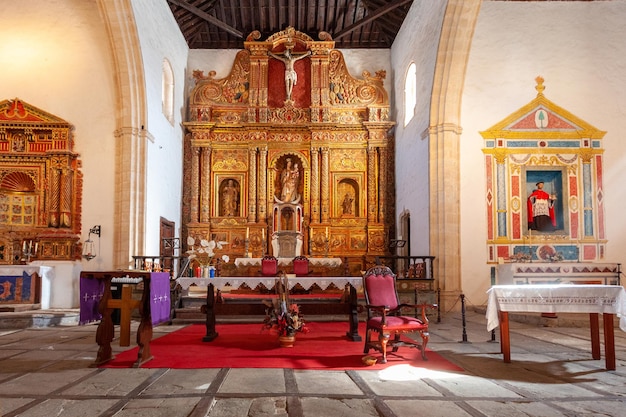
[527,181,557,231]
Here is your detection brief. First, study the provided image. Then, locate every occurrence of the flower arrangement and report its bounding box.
[186,236,229,267]
[262,298,308,337]
[262,273,308,337]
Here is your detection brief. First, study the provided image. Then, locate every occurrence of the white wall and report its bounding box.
[461,1,626,305]
[0,0,117,270]
[391,0,447,255]
[132,0,188,255]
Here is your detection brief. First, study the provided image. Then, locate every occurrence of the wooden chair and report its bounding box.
[362,265,437,363]
[292,255,311,276]
[260,255,279,277]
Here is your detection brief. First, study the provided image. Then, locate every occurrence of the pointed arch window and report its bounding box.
[404,62,416,127]
[162,58,174,125]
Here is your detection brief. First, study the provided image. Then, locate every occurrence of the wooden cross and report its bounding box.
[106,285,141,346]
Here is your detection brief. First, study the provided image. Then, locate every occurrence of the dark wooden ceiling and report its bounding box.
[167,0,415,49]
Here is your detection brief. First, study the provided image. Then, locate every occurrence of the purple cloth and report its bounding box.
[79,276,105,325]
[149,272,171,325]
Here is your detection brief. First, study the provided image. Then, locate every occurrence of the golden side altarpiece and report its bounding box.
[182,28,396,266]
[0,98,82,264]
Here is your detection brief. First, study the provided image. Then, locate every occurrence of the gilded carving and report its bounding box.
[212,149,248,171]
[331,149,366,171]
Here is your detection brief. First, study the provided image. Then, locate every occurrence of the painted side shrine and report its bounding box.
[182,27,395,271]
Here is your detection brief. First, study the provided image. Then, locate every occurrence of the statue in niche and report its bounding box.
[342,192,354,215]
[278,158,300,204]
[221,179,239,217]
[268,47,311,102]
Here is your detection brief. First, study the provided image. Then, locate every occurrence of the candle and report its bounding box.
[23,241,26,251]
[34,242,38,253]
[325,227,329,237]
[29,240,33,251]
[262,228,265,239]
[246,227,249,239]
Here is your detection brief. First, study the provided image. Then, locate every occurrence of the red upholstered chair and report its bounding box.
[362,265,437,363]
[292,256,311,276]
[260,255,279,277]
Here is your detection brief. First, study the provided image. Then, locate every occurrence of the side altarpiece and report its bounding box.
[482,77,607,263]
[183,28,395,265]
[0,98,83,264]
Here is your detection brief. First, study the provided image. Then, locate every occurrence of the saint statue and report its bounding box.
[527,181,557,231]
[222,179,239,217]
[279,158,300,203]
[342,192,354,215]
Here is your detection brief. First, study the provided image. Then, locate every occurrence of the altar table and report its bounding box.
[486,284,626,370]
[80,271,171,368]
[234,257,343,268]
[177,276,363,342]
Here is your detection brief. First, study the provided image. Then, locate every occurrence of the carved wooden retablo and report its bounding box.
[183,27,396,264]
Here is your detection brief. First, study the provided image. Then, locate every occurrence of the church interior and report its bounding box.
[1,1,626,415]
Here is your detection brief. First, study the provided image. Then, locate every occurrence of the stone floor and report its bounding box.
[0,309,625,417]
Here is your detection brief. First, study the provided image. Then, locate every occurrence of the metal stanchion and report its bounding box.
[437,287,441,323]
[459,293,470,343]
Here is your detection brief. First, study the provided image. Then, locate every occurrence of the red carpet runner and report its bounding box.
[101,322,463,371]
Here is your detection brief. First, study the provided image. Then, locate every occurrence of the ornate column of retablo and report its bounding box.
[200,147,211,223]
[378,146,387,223]
[190,146,200,223]
[320,147,329,224]
[367,146,377,223]
[258,146,268,223]
[248,147,257,223]
[310,146,320,224]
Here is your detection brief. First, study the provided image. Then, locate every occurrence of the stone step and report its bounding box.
[0,309,80,329]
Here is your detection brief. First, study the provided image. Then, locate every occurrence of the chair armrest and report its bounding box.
[398,303,438,322]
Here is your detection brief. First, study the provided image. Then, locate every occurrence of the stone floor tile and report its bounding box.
[61,369,157,396]
[141,368,221,395]
[219,368,286,394]
[386,399,474,417]
[300,397,378,417]
[466,400,567,416]
[294,370,363,395]
[12,399,119,417]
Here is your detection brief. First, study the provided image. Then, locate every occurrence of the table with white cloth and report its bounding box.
[486,284,626,370]
[177,276,363,342]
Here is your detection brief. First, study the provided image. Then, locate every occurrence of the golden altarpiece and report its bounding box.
[0,98,82,264]
[182,28,395,272]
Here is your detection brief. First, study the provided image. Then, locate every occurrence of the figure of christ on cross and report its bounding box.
[268,47,311,102]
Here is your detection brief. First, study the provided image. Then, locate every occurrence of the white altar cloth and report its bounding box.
[234,257,343,268]
[486,284,626,332]
[177,276,362,292]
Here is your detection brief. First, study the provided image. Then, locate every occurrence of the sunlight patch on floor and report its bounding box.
[377,364,465,381]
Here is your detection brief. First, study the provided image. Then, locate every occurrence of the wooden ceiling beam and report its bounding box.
[333,0,412,40]
[168,0,244,38]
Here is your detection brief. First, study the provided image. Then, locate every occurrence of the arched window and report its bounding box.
[162,58,174,125]
[404,62,416,127]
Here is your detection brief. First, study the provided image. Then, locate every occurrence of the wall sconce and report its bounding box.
[82,225,101,261]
